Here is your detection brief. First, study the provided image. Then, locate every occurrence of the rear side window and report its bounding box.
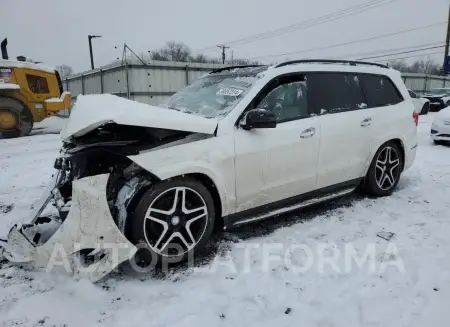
[360,75,403,107]
[26,74,49,94]
[307,73,366,115]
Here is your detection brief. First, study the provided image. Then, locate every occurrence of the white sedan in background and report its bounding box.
[431,106,450,145]
[408,89,430,115]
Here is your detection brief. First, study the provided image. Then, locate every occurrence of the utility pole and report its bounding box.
[88,35,102,70]
[444,5,450,74]
[217,45,230,64]
[231,50,234,65]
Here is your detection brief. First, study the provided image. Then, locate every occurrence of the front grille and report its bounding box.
[437,134,450,138]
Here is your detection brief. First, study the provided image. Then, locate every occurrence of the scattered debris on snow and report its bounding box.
[377,231,396,241]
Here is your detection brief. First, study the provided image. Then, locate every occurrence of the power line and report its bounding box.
[334,42,444,60]
[371,51,444,62]
[357,45,445,60]
[245,21,446,61]
[196,0,398,53]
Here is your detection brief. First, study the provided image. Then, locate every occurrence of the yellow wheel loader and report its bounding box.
[0,38,71,139]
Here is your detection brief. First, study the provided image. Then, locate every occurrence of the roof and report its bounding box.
[0,60,56,74]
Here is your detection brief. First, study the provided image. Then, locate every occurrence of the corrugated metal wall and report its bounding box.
[402,73,450,94]
[62,62,450,117]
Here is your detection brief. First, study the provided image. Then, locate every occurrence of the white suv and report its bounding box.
[3,60,418,281]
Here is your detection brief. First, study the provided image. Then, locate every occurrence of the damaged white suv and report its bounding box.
[1,60,418,281]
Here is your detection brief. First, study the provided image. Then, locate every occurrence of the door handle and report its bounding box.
[360,117,372,127]
[300,127,315,138]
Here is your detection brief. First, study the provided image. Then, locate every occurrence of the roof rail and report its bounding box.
[210,64,266,74]
[274,59,389,69]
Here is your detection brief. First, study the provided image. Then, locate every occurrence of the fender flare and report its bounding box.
[129,160,234,216]
[362,135,406,176]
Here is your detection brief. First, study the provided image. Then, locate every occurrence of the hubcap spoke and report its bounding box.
[185,211,208,243]
[160,232,191,253]
[375,146,399,191]
[143,186,209,257]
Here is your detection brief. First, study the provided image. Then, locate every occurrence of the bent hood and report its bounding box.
[60,94,218,140]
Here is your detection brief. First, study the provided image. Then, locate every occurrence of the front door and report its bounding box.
[234,74,320,213]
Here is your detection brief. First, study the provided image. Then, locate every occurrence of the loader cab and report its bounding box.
[0,38,71,139]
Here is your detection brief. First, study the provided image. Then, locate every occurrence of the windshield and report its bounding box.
[163,66,267,119]
[428,88,450,95]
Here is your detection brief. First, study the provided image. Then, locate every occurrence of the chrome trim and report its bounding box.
[233,188,355,226]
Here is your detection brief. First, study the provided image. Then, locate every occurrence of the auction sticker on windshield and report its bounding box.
[216,87,244,97]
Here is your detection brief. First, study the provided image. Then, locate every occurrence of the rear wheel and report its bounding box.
[127,177,215,266]
[420,102,429,115]
[0,97,33,139]
[363,142,403,197]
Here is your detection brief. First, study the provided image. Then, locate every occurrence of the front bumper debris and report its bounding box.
[0,174,137,282]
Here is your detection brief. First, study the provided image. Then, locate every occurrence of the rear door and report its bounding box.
[308,72,373,189]
[359,74,407,153]
[234,73,320,212]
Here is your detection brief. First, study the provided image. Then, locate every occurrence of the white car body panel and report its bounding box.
[128,134,236,216]
[317,109,373,188]
[2,174,136,282]
[234,116,320,211]
[431,106,450,141]
[409,92,429,114]
[60,94,218,140]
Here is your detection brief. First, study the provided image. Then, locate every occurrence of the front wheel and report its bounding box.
[127,177,215,266]
[362,142,403,197]
[0,97,33,139]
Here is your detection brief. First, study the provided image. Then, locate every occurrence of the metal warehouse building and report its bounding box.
[62,60,450,115]
[63,59,227,106]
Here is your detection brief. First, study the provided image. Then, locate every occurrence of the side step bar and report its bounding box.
[233,188,355,227]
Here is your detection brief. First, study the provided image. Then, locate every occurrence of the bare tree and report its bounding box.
[56,64,74,79]
[150,41,191,62]
[388,59,441,75]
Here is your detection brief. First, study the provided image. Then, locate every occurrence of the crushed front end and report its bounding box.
[0,123,192,281]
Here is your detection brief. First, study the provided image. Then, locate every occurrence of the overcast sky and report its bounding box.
[1,0,449,72]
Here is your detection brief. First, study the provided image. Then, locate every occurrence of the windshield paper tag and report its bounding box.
[217,88,243,97]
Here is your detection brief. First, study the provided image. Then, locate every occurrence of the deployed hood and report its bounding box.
[60,94,218,140]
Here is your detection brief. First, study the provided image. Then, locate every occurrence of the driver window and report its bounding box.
[256,77,308,123]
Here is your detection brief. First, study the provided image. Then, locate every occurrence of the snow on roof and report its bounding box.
[0,83,20,90]
[0,60,56,74]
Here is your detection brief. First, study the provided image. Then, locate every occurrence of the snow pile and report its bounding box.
[0,83,20,90]
[0,114,450,326]
[31,116,67,135]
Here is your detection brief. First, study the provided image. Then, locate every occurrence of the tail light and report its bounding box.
[413,112,419,126]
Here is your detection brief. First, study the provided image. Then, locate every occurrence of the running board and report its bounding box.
[232,188,356,227]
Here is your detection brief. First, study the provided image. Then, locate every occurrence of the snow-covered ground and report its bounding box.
[1,114,450,327]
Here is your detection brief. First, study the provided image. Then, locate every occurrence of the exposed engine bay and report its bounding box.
[0,123,208,281]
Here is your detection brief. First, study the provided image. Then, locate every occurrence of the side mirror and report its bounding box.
[242,109,277,130]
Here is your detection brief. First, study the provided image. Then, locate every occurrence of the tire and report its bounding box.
[362,141,403,197]
[127,177,215,266]
[420,102,429,115]
[0,97,33,139]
